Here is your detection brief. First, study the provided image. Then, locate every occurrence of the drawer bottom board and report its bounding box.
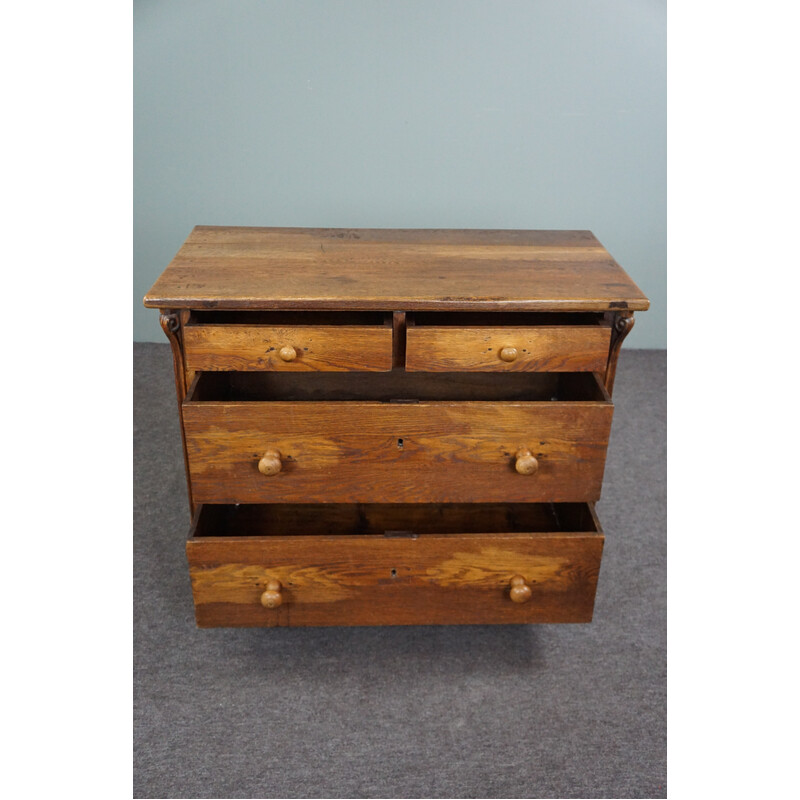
[186,503,604,627]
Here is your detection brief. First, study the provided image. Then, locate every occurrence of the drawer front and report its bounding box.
[182,401,613,503]
[406,325,611,372]
[183,324,393,372]
[187,528,604,628]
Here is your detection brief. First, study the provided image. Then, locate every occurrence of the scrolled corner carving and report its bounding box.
[159,311,181,337]
[155,308,194,515]
[604,311,635,396]
[158,309,188,400]
[611,310,635,343]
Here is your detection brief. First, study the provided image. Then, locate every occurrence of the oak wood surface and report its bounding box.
[146,227,648,628]
[183,324,393,372]
[182,399,613,504]
[186,509,604,627]
[143,227,649,312]
[406,325,611,372]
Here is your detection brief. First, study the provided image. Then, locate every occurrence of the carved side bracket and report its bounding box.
[160,311,181,334]
[604,311,635,396]
[159,309,194,515]
[159,311,187,398]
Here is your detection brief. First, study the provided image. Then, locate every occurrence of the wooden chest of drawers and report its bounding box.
[144,227,648,627]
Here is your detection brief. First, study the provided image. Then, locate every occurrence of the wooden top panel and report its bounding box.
[143,227,649,312]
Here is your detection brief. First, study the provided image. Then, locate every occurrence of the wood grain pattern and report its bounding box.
[186,507,604,627]
[143,227,650,312]
[143,228,648,629]
[182,398,613,503]
[406,325,612,372]
[183,324,393,372]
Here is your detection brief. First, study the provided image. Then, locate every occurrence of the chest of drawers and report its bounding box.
[144,227,648,627]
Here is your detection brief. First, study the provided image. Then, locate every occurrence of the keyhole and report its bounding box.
[397,438,404,449]
[390,569,398,578]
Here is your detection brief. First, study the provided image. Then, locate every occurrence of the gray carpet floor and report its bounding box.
[134,344,666,799]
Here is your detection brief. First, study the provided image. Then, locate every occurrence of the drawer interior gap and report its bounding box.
[408,312,607,327]
[190,503,600,538]
[392,311,406,368]
[188,310,390,326]
[186,371,609,403]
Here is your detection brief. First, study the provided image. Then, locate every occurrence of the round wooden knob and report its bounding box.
[258,448,282,476]
[261,580,283,608]
[514,448,538,475]
[509,575,532,604]
[499,346,518,362]
[279,345,297,362]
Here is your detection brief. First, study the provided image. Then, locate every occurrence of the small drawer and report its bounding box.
[406,312,611,372]
[183,311,393,372]
[182,371,613,504]
[186,502,605,627]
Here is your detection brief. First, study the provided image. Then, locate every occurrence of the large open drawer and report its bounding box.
[186,502,605,627]
[182,371,614,504]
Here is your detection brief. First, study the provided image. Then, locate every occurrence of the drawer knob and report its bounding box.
[509,575,532,604]
[258,448,283,476]
[499,346,518,362]
[261,579,283,608]
[279,345,297,362]
[514,448,539,475]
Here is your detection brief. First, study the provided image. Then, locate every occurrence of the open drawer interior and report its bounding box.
[188,310,391,326]
[190,502,602,539]
[408,311,607,327]
[185,370,611,403]
[187,502,605,626]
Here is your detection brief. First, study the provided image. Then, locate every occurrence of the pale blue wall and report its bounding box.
[135,0,665,347]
